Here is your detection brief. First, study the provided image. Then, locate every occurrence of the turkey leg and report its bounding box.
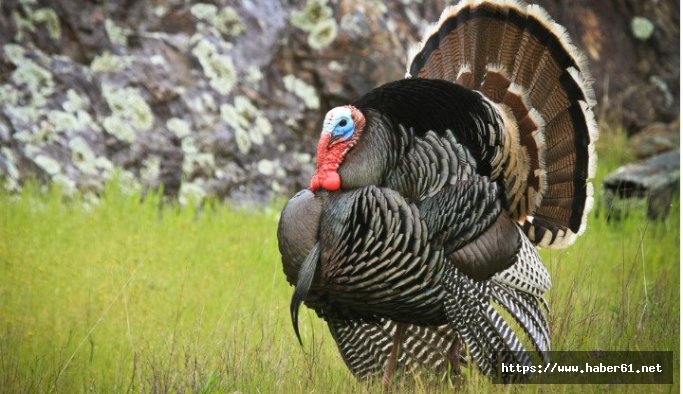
[382,322,407,390]
[447,335,462,376]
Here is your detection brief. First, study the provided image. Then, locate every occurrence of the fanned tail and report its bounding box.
[407,0,598,248]
[443,265,531,381]
[442,228,551,379]
[327,319,460,379]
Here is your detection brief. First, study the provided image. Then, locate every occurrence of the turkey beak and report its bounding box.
[328,131,344,143]
[290,242,321,347]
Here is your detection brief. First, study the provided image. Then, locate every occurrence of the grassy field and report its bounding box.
[0,128,679,393]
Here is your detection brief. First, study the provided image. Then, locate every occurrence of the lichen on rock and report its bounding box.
[11,11,35,41]
[283,74,320,110]
[53,174,76,196]
[15,118,58,145]
[179,179,207,206]
[1,148,20,192]
[191,38,237,95]
[105,18,128,46]
[47,110,80,133]
[103,117,135,143]
[234,128,251,155]
[308,17,338,50]
[95,157,115,180]
[631,16,655,41]
[62,89,89,113]
[116,169,141,195]
[4,44,55,107]
[219,9,243,35]
[54,88,98,133]
[3,43,25,65]
[0,85,19,108]
[68,136,98,175]
[167,118,192,139]
[257,159,275,176]
[293,152,312,164]
[12,4,62,41]
[181,137,215,177]
[91,51,131,73]
[33,8,61,40]
[6,106,41,129]
[102,85,154,143]
[141,156,161,184]
[191,3,245,37]
[290,0,333,32]
[290,0,338,50]
[220,96,272,154]
[34,154,61,176]
[245,66,263,88]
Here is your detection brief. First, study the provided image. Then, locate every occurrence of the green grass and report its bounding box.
[0,128,679,393]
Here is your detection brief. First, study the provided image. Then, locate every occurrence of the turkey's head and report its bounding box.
[310,105,365,192]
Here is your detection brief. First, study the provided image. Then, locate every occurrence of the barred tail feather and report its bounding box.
[327,318,458,379]
[407,0,598,248]
[400,324,459,371]
[492,230,552,354]
[442,263,549,380]
[490,283,551,354]
[492,227,551,297]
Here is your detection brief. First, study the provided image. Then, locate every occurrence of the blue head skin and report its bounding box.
[322,106,355,141]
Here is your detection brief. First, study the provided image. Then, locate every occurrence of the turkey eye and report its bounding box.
[338,119,348,127]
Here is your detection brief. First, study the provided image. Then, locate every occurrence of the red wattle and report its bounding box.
[321,172,341,190]
[310,133,346,192]
[310,174,321,191]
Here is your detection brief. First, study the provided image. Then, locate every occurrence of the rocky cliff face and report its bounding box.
[0,0,678,205]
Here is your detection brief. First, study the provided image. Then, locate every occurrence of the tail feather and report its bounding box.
[492,227,551,297]
[407,0,598,249]
[490,229,552,356]
[490,282,551,353]
[327,318,458,379]
[400,324,458,371]
[443,263,543,380]
[440,224,552,379]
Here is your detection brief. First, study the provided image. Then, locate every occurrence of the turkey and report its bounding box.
[278,0,597,385]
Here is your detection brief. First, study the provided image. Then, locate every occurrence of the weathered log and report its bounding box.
[603,150,679,219]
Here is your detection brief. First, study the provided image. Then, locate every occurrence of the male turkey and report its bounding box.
[278,0,597,385]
